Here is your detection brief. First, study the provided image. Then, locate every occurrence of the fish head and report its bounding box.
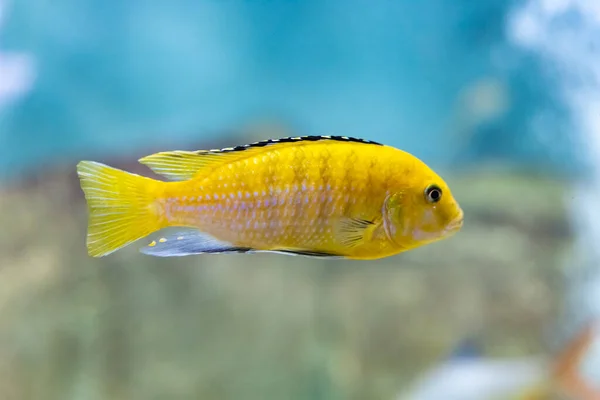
[383,173,463,250]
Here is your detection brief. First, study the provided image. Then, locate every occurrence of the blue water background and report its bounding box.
[0,0,579,180]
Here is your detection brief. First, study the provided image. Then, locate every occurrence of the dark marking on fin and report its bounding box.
[140,135,384,181]
[337,218,375,247]
[270,249,344,258]
[141,229,253,257]
[187,135,383,156]
[140,229,344,259]
[339,218,375,230]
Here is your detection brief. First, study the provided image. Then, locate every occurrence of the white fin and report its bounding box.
[140,230,347,259]
[140,229,251,257]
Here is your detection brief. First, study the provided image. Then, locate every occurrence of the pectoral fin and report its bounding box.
[334,217,379,247]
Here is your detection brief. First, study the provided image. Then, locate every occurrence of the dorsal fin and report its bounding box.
[139,135,383,181]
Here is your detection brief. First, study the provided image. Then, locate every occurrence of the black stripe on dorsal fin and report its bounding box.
[197,135,383,155]
[139,135,383,181]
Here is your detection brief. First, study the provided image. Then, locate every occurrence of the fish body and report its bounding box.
[77,135,463,259]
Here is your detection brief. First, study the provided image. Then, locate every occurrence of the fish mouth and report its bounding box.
[446,211,464,232]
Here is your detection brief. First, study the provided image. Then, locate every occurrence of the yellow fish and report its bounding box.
[76,135,463,260]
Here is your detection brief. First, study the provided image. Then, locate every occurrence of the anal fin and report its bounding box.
[141,229,251,257]
[140,229,347,259]
[268,249,344,259]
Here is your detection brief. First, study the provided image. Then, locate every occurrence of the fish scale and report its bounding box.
[76,135,463,259]
[162,144,387,251]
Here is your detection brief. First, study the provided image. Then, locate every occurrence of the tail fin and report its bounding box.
[76,161,166,257]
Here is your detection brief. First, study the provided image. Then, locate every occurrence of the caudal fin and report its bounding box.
[76,161,166,257]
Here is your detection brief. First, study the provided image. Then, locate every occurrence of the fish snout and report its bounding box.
[446,209,464,233]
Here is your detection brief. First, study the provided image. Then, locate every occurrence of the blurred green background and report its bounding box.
[1,0,599,399]
[0,169,572,400]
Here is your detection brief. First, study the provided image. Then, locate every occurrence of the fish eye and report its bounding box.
[424,184,442,204]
